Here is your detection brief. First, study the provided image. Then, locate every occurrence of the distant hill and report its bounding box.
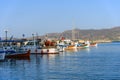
[37,26,120,41]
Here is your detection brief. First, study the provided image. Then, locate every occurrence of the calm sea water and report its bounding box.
[0,42,120,80]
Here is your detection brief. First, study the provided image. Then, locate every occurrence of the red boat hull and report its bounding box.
[5,50,30,59]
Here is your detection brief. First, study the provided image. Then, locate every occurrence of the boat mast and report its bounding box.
[72,19,75,40]
[72,28,75,40]
[32,33,36,46]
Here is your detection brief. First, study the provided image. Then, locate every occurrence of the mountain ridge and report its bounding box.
[39,26,120,41]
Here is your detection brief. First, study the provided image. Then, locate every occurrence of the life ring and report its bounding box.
[47,49,49,52]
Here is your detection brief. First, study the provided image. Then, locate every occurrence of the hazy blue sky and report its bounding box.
[0,0,120,38]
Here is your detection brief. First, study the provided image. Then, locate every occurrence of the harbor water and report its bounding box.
[0,42,120,80]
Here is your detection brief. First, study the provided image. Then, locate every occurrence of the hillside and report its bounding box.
[37,26,120,41]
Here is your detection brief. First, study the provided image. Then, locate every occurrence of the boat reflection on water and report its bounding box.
[0,56,30,63]
[77,47,90,52]
[29,53,60,65]
[40,53,59,60]
[5,56,30,61]
[0,56,30,67]
[84,48,90,53]
[65,48,78,53]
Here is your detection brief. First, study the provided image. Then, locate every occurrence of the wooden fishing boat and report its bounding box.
[64,45,77,50]
[0,39,30,59]
[5,49,30,59]
[77,43,90,49]
[90,42,97,47]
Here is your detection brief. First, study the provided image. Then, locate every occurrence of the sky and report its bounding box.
[0,0,120,38]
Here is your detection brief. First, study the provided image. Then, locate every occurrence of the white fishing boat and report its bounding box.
[57,42,67,52]
[41,46,59,54]
[41,40,59,54]
[22,39,59,54]
[21,40,42,54]
[57,45,67,52]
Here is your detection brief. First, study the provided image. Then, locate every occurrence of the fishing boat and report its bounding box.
[41,46,59,54]
[56,39,70,52]
[90,42,97,47]
[22,39,59,54]
[64,41,78,50]
[77,43,90,49]
[3,46,30,59]
[57,44,67,52]
[0,38,30,59]
[5,49,30,59]
[41,40,59,54]
[21,40,42,54]
[64,45,77,50]
[38,39,59,54]
[0,48,5,60]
